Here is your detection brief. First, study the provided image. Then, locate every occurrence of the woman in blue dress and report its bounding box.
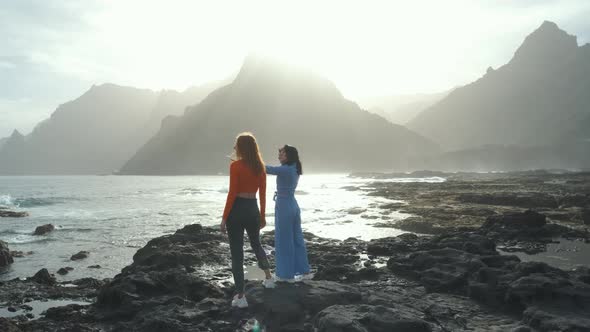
[266,145,312,282]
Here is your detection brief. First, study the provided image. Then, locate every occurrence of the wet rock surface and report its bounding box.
[57,267,74,276]
[359,171,590,235]
[583,208,590,225]
[0,240,14,267]
[30,269,56,285]
[314,304,431,332]
[385,231,590,331]
[70,251,90,261]
[2,217,588,331]
[362,171,590,260]
[0,270,106,306]
[480,210,589,254]
[33,224,55,236]
[0,207,29,218]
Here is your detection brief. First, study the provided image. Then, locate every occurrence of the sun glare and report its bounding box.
[76,0,586,99]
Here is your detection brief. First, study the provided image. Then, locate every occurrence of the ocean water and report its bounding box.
[499,239,590,271]
[0,175,435,281]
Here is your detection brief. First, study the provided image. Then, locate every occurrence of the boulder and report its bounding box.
[128,224,228,272]
[96,266,224,318]
[0,209,29,218]
[246,280,363,329]
[57,267,74,275]
[0,240,14,267]
[71,251,90,261]
[31,268,56,285]
[33,223,55,235]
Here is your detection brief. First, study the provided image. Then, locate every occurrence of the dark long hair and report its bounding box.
[281,145,302,175]
[235,132,265,176]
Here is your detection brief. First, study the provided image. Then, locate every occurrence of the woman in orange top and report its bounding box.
[221,132,275,309]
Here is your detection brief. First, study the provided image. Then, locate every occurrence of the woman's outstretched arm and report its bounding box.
[265,164,288,175]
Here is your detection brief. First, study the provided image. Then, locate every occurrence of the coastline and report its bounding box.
[1,219,589,330]
[1,171,589,330]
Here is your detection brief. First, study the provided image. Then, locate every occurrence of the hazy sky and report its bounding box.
[1,0,590,137]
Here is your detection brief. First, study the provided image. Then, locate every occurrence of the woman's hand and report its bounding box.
[259,216,266,229]
[220,219,227,233]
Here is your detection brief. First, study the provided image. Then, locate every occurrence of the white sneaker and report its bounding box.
[231,294,248,308]
[275,276,296,283]
[262,278,276,289]
[295,273,315,282]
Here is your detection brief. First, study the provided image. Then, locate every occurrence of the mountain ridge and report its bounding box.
[119,56,439,175]
[408,21,590,154]
[0,81,225,174]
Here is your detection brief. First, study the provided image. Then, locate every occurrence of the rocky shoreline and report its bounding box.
[1,171,589,331]
[1,208,589,331]
[355,171,590,253]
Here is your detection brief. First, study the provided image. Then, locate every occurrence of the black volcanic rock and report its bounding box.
[0,318,20,332]
[57,267,74,275]
[71,251,90,261]
[0,240,13,267]
[458,192,560,209]
[483,210,546,228]
[385,232,590,331]
[127,224,228,272]
[582,208,590,225]
[31,268,56,285]
[33,223,55,235]
[314,304,432,332]
[6,219,590,331]
[120,56,439,174]
[0,208,28,218]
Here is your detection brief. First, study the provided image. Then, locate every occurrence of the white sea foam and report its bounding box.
[5,234,55,244]
[0,194,14,207]
[373,177,446,183]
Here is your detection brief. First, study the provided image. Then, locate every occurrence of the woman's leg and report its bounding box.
[226,214,245,295]
[244,210,272,279]
[292,209,310,275]
[275,200,295,279]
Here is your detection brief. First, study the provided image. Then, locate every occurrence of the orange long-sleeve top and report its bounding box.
[222,159,266,221]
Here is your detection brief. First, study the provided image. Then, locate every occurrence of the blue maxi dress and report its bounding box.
[266,164,311,279]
